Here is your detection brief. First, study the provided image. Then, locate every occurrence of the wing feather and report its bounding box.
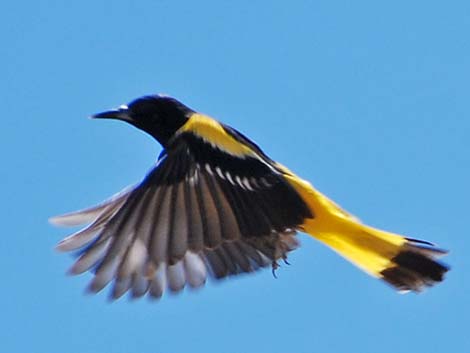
[204,250,228,279]
[111,277,132,300]
[53,133,308,300]
[185,174,205,252]
[149,185,172,265]
[167,261,186,292]
[49,186,132,227]
[131,269,150,299]
[196,172,223,248]
[68,238,112,275]
[216,177,251,237]
[168,182,189,263]
[204,175,240,241]
[183,251,207,288]
[92,189,151,289]
[148,263,166,299]
[223,242,252,273]
[215,246,238,275]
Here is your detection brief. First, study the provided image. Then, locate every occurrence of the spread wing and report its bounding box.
[51,133,312,300]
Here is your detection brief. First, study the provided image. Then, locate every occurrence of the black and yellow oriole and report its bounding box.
[50,95,449,300]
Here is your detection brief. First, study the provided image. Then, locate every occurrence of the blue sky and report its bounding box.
[2,1,469,352]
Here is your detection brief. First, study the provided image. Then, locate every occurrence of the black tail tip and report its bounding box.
[380,247,449,293]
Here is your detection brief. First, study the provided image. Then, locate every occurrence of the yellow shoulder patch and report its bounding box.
[178,113,254,157]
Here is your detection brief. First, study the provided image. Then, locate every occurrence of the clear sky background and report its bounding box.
[2,1,469,353]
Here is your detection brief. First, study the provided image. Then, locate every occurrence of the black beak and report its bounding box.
[90,107,134,123]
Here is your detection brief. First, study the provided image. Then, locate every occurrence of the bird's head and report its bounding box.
[92,95,193,146]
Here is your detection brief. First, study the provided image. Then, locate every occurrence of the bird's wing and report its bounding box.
[51,133,312,300]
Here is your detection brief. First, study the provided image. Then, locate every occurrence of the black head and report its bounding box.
[92,95,194,146]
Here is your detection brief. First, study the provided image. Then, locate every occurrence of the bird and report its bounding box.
[50,94,449,300]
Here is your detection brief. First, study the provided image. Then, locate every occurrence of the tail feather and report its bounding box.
[305,221,449,292]
[381,244,448,292]
[278,169,449,292]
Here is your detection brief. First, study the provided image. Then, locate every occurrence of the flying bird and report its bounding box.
[50,95,449,300]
